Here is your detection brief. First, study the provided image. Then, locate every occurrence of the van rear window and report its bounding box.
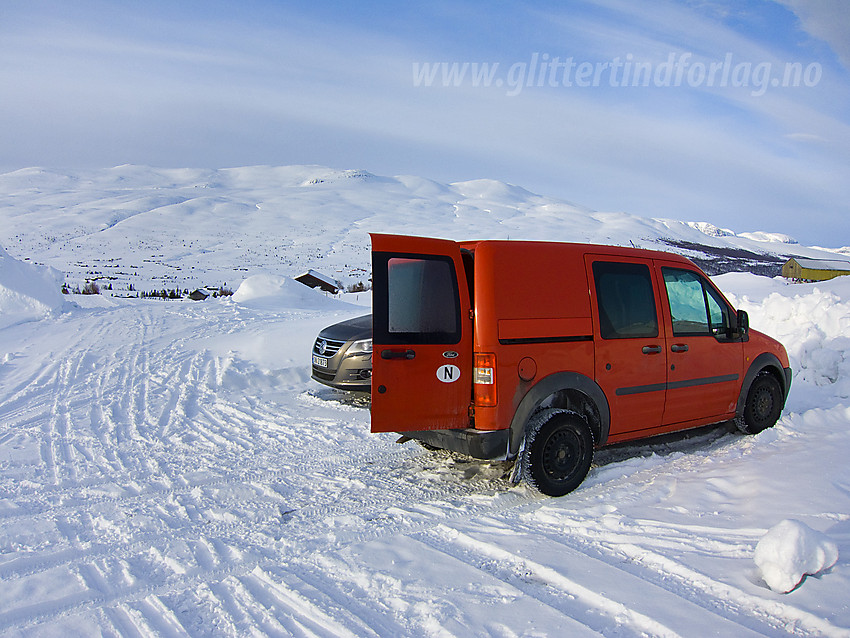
[592,261,658,339]
[373,253,461,344]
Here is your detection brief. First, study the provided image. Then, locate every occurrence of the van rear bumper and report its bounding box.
[402,428,510,460]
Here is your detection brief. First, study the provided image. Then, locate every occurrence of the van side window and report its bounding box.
[380,256,460,343]
[662,268,731,337]
[592,261,658,339]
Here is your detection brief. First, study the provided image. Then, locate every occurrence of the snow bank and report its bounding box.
[202,275,367,375]
[754,520,839,593]
[721,275,850,405]
[232,274,342,310]
[0,244,65,330]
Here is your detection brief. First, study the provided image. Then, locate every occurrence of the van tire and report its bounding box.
[736,372,782,435]
[523,409,593,497]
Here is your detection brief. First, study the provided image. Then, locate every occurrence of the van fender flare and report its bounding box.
[735,352,791,417]
[508,371,611,457]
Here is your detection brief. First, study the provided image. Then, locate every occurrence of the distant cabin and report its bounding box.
[782,257,850,282]
[188,289,209,301]
[295,269,342,294]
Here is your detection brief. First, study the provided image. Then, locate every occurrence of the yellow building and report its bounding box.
[782,257,850,282]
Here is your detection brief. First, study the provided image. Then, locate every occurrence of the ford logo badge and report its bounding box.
[442,351,459,359]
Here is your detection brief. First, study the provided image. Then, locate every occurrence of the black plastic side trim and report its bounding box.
[668,374,739,390]
[508,371,611,457]
[615,382,666,396]
[616,373,740,396]
[735,353,791,417]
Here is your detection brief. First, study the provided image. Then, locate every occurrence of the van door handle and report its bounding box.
[671,344,689,353]
[381,349,416,360]
[641,345,663,354]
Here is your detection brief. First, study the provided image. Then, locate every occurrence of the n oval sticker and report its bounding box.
[436,365,461,383]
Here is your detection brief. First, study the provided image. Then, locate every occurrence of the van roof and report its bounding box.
[459,239,696,264]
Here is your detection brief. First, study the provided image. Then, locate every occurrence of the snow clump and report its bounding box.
[0,243,65,330]
[754,519,839,593]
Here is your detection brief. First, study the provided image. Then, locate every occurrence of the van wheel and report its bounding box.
[523,409,593,497]
[737,372,782,434]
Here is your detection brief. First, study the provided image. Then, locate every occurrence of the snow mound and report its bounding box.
[451,178,538,203]
[0,244,64,330]
[754,519,839,593]
[232,274,341,310]
[724,277,850,401]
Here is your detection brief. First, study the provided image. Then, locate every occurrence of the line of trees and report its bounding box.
[141,288,184,299]
[140,285,234,300]
[62,282,110,295]
[61,283,234,299]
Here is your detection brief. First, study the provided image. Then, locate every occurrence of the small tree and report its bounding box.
[347,280,370,293]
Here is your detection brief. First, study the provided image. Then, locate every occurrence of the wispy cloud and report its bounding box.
[775,0,850,68]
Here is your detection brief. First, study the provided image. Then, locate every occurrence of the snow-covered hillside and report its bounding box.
[1,165,846,297]
[0,166,848,636]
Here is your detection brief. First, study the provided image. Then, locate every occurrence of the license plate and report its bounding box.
[312,355,329,368]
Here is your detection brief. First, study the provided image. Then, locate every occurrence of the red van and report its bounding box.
[370,234,791,496]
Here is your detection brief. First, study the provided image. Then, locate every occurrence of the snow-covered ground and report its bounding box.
[1,166,849,636]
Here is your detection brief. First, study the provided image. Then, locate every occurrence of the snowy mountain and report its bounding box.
[0,166,848,636]
[1,165,844,296]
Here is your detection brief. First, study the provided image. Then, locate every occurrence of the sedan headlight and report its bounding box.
[346,338,372,355]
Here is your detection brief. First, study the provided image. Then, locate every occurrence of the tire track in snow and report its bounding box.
[416,524,685,638]
[13,428,790,637]
[2,380,518,581]
[35,340,108,489]
[0,444,517,582]
[417,465,850,638]
[0,445,536,635]
[534,519,850,637]
[0,532,392,635]
[224,567,367,637]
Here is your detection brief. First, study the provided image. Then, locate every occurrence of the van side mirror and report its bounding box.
[734,309,749,339]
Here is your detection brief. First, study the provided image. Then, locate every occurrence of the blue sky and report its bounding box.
[2,0,848,246]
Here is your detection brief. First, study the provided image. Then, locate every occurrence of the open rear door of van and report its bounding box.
[370,234,473,433]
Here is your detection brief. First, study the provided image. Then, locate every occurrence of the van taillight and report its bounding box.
[474,352,497,407]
